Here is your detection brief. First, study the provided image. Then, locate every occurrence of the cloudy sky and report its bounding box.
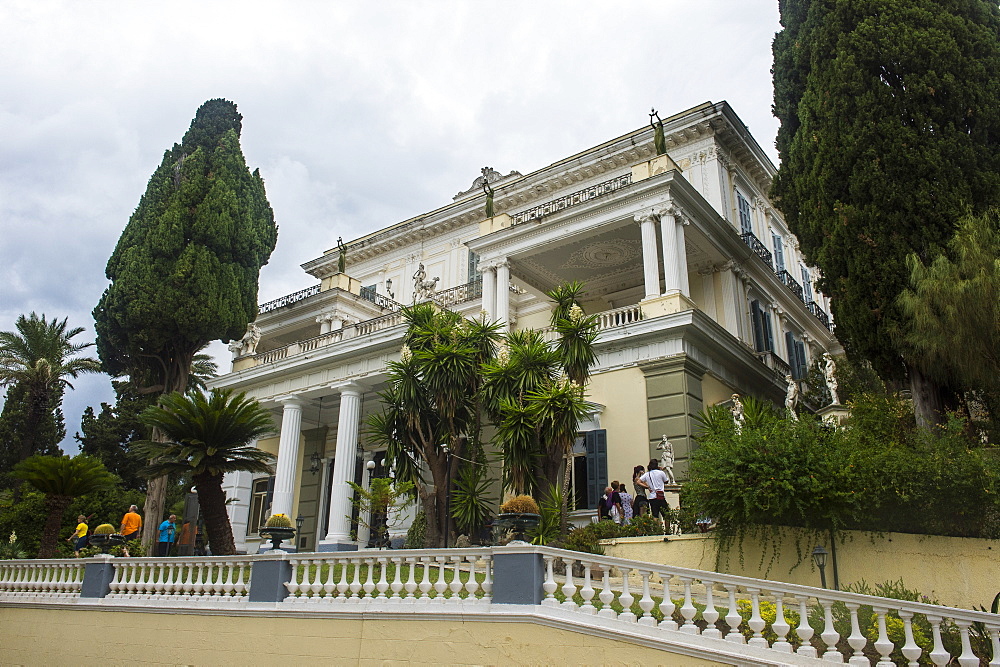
[1,1,784,452]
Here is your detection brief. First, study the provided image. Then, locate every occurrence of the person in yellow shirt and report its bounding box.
[66,515,88,557]
[120,505,142,541]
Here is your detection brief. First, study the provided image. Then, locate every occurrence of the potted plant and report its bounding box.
[88,524,124,555]
[495,495,541,543]
[259,513,296,551]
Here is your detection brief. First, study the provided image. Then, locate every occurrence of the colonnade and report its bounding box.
[270,382,363,551]
[634,204,691,300]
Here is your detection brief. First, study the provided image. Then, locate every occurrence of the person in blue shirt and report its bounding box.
[157,514,177,557]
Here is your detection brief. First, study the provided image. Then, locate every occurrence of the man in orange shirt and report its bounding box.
[120,505,142,541]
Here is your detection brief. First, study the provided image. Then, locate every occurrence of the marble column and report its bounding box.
[635,211,661,298]
[658,206,682,294]
[321,383,362,550]
[271,397,304,519]
[481,263,497,320]
[495,260,510,331]
[676,216,691,298]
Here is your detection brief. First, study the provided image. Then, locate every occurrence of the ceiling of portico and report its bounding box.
[511,220,718,299]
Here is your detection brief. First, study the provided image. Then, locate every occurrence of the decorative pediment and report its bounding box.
[453,166,523,201]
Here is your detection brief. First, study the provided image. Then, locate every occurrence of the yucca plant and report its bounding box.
[450,463,495,537]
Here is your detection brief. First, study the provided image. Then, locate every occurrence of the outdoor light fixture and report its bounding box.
[812,545,829,589]
[385,278,394,299]
[295,514,304,534]
[309,451,322,475]
[366,459,376,472]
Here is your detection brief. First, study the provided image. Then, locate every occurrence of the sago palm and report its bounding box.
[0,313,101,462]
[13,455,115,557]
[133,388,275,555]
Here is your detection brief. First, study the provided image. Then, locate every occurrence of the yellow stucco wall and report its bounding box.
[701,374,734,408]
[588,366,649,489]
[603,529,1000,610]
[0,607,728,666]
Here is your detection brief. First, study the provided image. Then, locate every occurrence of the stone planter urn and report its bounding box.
[259,526,296,552]
[88,533,124,555]
[495,513,541,543]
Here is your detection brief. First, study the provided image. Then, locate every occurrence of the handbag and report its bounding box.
[655,490,665,500]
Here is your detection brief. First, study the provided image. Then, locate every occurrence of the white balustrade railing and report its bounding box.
[282,548,492,604]
[106,556,252,602]
[596,304,643,330]
[533,546,1000,666]
[0,559,84,600]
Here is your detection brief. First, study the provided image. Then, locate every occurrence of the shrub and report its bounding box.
[404,511,427,549]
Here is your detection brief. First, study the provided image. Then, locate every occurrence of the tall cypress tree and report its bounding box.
[94,99,277,545]
[771,0,1000,426]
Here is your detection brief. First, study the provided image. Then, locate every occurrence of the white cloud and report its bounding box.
[0,0,783,451]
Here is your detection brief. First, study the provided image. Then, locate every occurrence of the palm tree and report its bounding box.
[0,313,101,463]
[13,455,116,557]
[133,388,275,555]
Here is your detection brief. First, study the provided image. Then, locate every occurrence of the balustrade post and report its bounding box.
[80,555,116,599]
[491,546,545,605]
[248,554,291,603]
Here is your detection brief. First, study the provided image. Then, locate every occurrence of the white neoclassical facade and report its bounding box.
[210,101,838,553]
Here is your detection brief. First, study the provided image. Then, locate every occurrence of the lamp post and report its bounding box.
[366,459,379,548]
[812,545,829,589]
[295,514,304,551]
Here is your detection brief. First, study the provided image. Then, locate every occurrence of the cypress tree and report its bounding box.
[771,0,1000,427]
[93,99,277,545]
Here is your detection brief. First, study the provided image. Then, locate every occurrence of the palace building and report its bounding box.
[210,101,838,553]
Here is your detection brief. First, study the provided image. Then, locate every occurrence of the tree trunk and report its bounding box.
[418,485,438,548]
[38,495,71,558]
[908,362,947,431]
[140,352,195,552]
[560,455,573,535]
[193,471,235,555]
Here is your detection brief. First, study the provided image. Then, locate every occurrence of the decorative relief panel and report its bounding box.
[560,239,641,270]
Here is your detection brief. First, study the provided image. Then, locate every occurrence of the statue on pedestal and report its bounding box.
[656,435,676,484]
[482,167,496,218]
[230,322,261,357]
[730,394,745,433]
[412,263,439,301]
[336,237,347,274]
[823,353,840,405]
[649,108,667,156]
[785,374,800,421]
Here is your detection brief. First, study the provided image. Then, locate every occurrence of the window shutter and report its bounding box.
[585,430,608,510]
[763,310,775,352]
[750,300,765,352]
[773,233,785,272]
[794,340,807,380]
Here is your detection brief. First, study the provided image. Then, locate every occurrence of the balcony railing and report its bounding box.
[510,173,632,226]
[755,350,791,380]
[777,269,805,303]
[259,285,322,314]
[432,278,484,308]
[595,304,643,329]
[807,301,832,330]
[740,231,773,268]
[359,287,403,311]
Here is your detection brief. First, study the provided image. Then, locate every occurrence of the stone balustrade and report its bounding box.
[105,556,253,602]
[3,545,1000,664]
[530,545,1000,666]
[283,548,492,604]
[0,559,84,601]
